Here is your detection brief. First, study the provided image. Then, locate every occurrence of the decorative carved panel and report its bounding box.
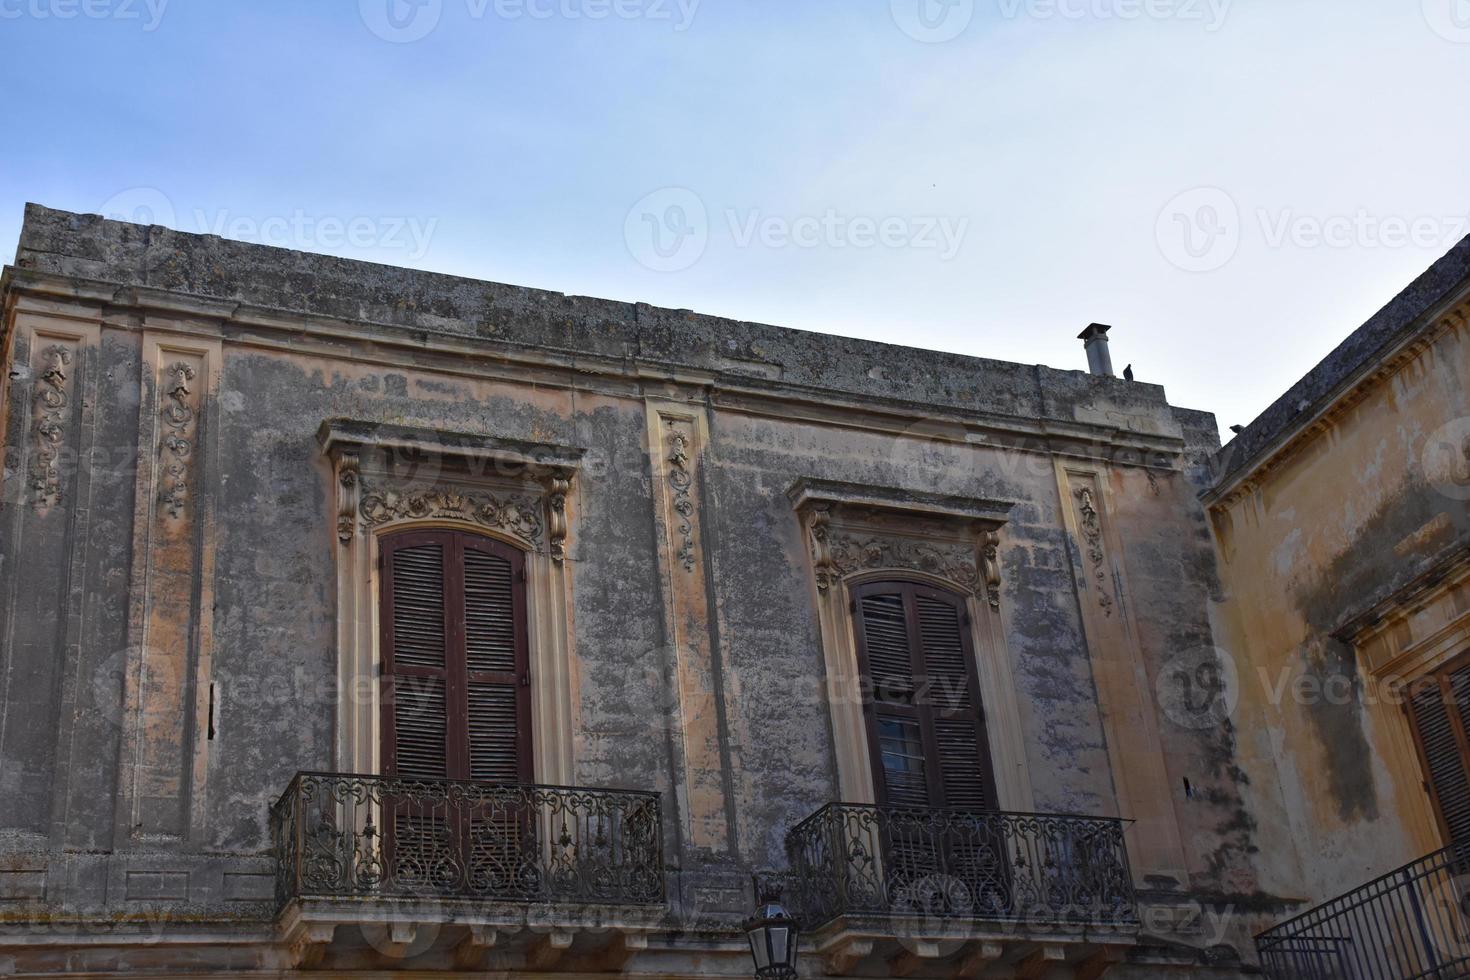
[645,402,733,851]
[787,477,1031,812]
[117,336,219,844]
[357,476,547,550]
[792,480,1011,608]
[157,359,201,522]
[665,425,697,573]
[1073,485,1114,616]
[28,343,73,509]
[317,420,585,787]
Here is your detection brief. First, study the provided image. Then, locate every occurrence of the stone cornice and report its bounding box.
[787,477,1014,526]
[316,418,585,476]
[2,266,1193,470]
[788,478,1013,607]
[1334,541,1470,645]
[1203,287,1470,511]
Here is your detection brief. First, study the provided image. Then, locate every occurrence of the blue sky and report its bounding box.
[3,0,1468,432]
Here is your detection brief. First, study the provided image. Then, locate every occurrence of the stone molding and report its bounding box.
[789,477,1011,605]
[318,419,581,561]
[357,479,546,548]
[157,360,198,520]
[1056,462,1187,886]
[643,401,736,852]
[317,419,582,787]
[115,331,221,846]
[1342,543,1470,859]
[2,275,1191,471]
[1336,543,1470,655]
[1205,298,1468,509]
[788,477,1031,812]
[27,343,72,509]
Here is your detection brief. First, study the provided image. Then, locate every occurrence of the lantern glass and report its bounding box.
[769,924,789,965]
[747,927,771,970]
[744,886,800,980]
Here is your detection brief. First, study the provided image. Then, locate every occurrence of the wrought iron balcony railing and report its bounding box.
[1256,841,1470,979]
[785,803,1137,932]
[271,772,666,911]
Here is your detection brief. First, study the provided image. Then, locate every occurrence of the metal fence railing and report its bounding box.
[1257,842,1470,979]
[785,802,1137,932]
[271,771,666,911]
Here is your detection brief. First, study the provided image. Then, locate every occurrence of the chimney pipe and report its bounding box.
[1078,323,1115,377]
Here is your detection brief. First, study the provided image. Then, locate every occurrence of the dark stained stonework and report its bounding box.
[8,202,1422,978]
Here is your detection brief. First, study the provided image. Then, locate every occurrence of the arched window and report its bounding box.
[379,528,532,784]
[850,579,998,811]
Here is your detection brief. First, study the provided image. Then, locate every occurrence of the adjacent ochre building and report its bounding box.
[0,203,1466,978]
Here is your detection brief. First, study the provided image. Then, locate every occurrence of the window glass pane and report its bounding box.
[878,718,928,806]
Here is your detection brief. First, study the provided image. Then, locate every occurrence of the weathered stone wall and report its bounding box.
[0,205,1275,969]
[1207,279,1470,905]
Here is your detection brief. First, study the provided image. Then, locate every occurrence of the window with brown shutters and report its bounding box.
[851,580,1000,812]
[380,529,532,785]
[1405,653,1470,845]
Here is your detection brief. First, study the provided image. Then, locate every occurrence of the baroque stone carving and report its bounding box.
[29,344,72,508]
[545,474,571,562]
[981,529,1002,610]
[358,478,545,548]
[1074,485,1114,616]
[159,361,197,520]
[818,525,983,595]
[809,507,836,590]
[666,427,696,572]
[336,452,360,543]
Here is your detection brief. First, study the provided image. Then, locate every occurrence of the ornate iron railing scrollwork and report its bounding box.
[270,772,666,910]
[784,803,1137,932]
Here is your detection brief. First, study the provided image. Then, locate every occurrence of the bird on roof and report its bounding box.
[1123,364,1135,381]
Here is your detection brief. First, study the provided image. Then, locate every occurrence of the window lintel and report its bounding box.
[788,477,1013,606]
[319,418,584,560]
[318,417,585,476]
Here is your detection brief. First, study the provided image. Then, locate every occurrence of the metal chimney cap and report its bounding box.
[1078,323,1112,341]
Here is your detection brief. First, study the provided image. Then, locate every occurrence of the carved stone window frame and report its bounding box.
[788,478,1033,812]
[1341,545,1470,857]
[318,419,583,787]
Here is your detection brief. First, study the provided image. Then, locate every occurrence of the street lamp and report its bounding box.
[744,879,800,980]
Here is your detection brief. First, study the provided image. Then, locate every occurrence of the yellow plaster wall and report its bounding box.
[1210,317,1470,901]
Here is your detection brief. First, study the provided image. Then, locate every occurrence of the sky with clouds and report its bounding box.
[2,0,1468,435]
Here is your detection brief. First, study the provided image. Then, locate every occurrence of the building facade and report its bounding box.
[1209,236,1470,976]
[0,202,1463,978]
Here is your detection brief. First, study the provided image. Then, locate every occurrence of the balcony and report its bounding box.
[1256,842,1470,979]
[785,803,1139,976]
[270,772,667,969]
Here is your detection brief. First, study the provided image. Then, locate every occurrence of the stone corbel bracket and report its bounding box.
[788,477,1014,608]
[317,418,585,561]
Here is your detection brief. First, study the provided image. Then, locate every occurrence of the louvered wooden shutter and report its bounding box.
[381,529,532,785]
[382,533,450,779]
[1406,658,1470,845]
[462,538,533,784]
[852,581,999,812]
